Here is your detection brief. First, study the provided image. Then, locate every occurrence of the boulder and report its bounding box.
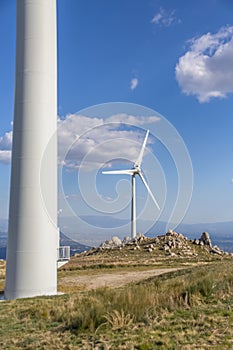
[99,236,122,249]
[122,236,131,245]
[200,232,212,247]
[211,247,223,255]
[111,236,122,246]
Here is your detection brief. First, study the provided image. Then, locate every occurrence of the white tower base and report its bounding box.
[5,0,58,300]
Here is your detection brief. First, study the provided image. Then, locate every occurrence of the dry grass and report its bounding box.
[60,233,225,273]
[0,259,5,292]
[103,309,135,330]
[0,259,233,349]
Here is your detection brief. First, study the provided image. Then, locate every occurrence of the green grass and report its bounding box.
[0,259,233,349]
[61,237,224,273]
[0,260,5,292]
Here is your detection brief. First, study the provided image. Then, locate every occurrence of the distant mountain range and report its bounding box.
[79,216,233,235]
[0,219,233,259]
[0,231,7,260]
[60,232,92,255]
[79,215,129,228]
[79,217,233,252]
[0,231,92,260]
[147,221,233,252]
[0,218,8,232]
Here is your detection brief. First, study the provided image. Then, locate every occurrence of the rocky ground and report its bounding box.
[58,230,233,293]
[2,231,232,294]
[61,230,232,272]
[98,230,231,256]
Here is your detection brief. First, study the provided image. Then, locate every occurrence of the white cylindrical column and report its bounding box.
[5,0,58,299]
[131,175,136,239]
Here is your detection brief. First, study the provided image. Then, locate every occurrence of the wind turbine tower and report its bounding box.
[103,130,160,239]
[5,0,58,299]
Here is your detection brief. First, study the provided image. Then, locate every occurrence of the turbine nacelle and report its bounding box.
[133,165,141,173]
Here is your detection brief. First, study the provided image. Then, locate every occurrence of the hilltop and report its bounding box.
[0,231,92,260]
[61,230,232,272]
[0,230,233,349]
[57,230,233,294]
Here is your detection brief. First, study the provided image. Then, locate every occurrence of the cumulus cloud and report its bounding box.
[106,113,160,125]
[0,114,160,168]
[176,26,233,102]
[0,150,11,164]
[58,113,160,171]
[151,7,178,27]
[0,131,12,164]
[0,131,12,150]
[130,78,138,90]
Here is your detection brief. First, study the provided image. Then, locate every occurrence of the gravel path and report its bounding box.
[60,268,179,290]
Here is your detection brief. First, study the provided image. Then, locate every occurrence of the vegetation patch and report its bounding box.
[0,259,233,349]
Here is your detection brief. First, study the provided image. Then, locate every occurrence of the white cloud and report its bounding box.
[58,113,160,171]
[151,7,178,27]
[0,150,11,164]
[176,26,233,102]
[0,114,160,168]
[106,113,160,125]
[0,131,12,164]
[58,114,103,161]
[151,12,163,25]
[0,131,12,150]
[130,78,138,90]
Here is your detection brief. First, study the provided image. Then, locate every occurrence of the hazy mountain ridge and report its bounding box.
[0,219,233,260]
[60,232,92,255]
[0,231,92,260]
[176,222,233,253]
[78,215,233,252]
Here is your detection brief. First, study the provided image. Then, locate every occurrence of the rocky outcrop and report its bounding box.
[99,236,122,249]
[200,232,212,247]
[210,245,225,255]
[97,231,232,258]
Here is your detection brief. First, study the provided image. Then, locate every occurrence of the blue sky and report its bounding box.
[1,0,233,242]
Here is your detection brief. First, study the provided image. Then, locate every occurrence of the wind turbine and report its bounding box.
[5,0,58,300]
[102,130,160,239]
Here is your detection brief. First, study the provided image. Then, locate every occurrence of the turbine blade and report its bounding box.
[102,169,134,175]
[134,129,149,168]
[138,172,160,210]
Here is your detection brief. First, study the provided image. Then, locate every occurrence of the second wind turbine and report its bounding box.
[102,130,160,239]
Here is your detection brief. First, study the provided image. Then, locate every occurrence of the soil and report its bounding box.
[60,268,180,291]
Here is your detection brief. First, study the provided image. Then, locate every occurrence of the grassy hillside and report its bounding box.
[0,260,233,349]
[0,233,233,349]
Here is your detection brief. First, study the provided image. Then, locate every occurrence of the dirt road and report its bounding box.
[60,268,179,291]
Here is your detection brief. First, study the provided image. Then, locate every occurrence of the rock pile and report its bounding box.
[99,236,122,249]
[200,232,212,246]
[193,232,212,247]
[192,231,228,255]
[97,231,232,258]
